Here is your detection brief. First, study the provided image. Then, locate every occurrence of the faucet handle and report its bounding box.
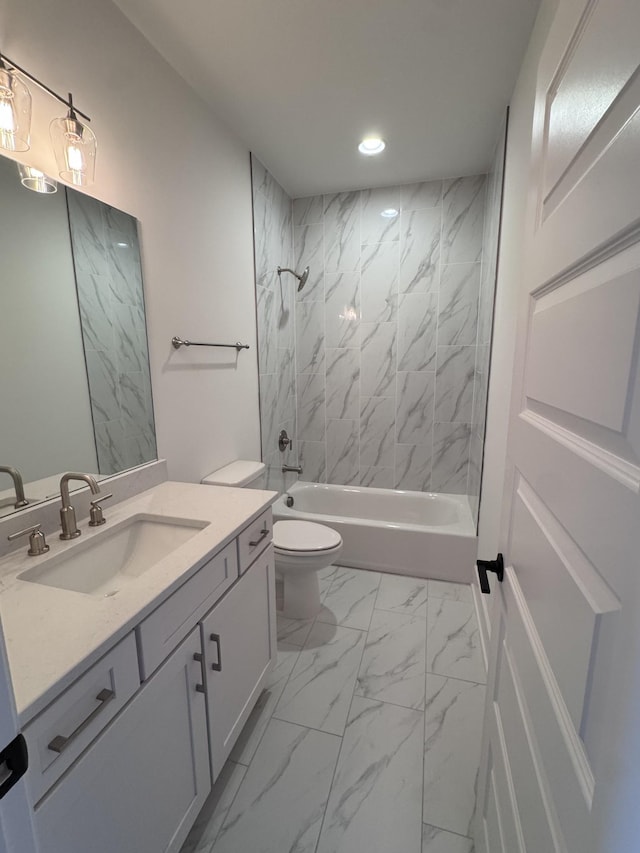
[89,493,112,527]
[8,524,50,556]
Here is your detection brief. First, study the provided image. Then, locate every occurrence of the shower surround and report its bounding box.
[292,176,487,499]
[252,153,503,525]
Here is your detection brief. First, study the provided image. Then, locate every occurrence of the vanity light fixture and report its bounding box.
[358,137,385,156]
[18,163,57,194]
[0,51,96,185]
[0,56,31,152]
[50,94,96,187]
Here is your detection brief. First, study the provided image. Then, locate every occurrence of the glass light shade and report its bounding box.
[0,66,32,152]
[18,163,57,194]
[50,113,96,186]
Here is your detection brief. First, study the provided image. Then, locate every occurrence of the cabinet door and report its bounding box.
[202,544,275,780]
[33,627,211,853]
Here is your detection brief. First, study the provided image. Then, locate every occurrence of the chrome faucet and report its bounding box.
[59,473,101,540]
[282,464,303,474]
[0,465,29,508]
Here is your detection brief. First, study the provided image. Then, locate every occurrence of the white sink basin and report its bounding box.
[19,514,209,597]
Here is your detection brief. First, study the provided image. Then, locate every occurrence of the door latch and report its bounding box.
[477,553,504,594]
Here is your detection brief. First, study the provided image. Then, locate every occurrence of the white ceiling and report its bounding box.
[113,0,540,198]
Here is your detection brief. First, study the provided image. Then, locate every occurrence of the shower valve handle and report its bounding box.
[477,553,504,594]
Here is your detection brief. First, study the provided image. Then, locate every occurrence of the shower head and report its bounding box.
[277,265,310,292]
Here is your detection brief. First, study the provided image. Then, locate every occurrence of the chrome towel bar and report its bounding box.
[171,336,250,351]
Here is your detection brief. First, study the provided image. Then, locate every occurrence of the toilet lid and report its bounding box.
[273,520,342,552]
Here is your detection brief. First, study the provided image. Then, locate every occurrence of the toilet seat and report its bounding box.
[273,520,342,554]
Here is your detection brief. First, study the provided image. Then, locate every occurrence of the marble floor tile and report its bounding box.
[423,675,486,837]
[180,760,246,853]
[375,573,429,618]
[318,568,381,630]
[426,598,485,684]
[230,644,300,766]
[274,622,365,735]
[428,580,473,604]
[422,824,474,853]
[276,613,315,647]
[316,696,424,853]
[318,565,339,600]
[213,719,341,853]
[356,610,426,709]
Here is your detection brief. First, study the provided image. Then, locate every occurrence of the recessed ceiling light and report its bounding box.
[380,208,399,218]
[358,137,385,156]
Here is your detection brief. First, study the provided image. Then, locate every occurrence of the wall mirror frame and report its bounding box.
[0,152,157,519]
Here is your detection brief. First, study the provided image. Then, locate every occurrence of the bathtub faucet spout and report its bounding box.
[282,465,303,474]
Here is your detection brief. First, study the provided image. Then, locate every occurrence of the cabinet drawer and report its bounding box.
[138,540,237,679]
[24,632,139,804]
[33,627,210,853]
[237,509,273,574]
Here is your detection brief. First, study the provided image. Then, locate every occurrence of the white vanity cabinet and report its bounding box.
[26,503,276,853]
[202,544,276,779]
[33,626,210,853]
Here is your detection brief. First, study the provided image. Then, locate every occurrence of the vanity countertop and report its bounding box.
[0,481,277,724]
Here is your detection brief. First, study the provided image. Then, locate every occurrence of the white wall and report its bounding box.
[477,0,558,560]
[1,0,261,484]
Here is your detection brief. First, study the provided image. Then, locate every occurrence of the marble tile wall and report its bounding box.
[66,191,156,475]
[468,115,508,525]
[292,175,487,495]
[251,156,299,490]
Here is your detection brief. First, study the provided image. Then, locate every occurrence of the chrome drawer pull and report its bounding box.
[47,688,115,754]
[249,526,270,547]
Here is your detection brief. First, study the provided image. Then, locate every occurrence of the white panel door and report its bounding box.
[476,1,640,851]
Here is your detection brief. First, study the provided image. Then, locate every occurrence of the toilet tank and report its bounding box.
[201,460,267,489]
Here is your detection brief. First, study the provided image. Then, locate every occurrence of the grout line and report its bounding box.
[311,571,379,853]
[425,669,487,687]
[422,820,475,841]
[269,715,345,741]
[351,690,426,715]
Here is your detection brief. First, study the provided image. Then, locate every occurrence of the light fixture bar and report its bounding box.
[0,52,91,123]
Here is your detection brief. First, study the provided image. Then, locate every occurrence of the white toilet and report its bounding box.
[201,461,343,619]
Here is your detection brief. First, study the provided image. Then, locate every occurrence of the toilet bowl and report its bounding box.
[201,461,343,619]
[274,520,343,618]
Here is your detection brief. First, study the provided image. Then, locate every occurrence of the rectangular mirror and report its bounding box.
[0,153,157,518]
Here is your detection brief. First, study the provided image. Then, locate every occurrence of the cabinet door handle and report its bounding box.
[210,633,222,671]
[193,652,206,692]
[249,526,269,547]
[47,689,115,754]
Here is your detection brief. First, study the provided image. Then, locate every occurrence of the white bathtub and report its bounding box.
[272,482,478,582]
